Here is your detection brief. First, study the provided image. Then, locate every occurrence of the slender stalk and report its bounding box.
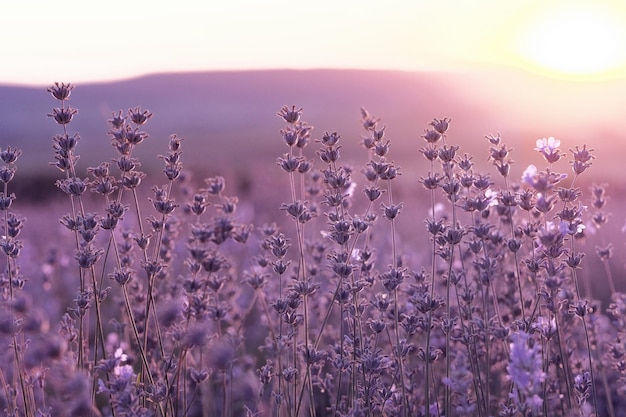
[3,185,33,417]
[425,177,438,417]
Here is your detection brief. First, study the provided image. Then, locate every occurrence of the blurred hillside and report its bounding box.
[1,69,625,197]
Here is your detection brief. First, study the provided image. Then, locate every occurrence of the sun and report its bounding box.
[512,3,626,79]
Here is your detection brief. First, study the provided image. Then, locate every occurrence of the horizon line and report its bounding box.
[1,65,622,88]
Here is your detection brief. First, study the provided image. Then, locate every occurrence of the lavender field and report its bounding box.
[1,78,625,417]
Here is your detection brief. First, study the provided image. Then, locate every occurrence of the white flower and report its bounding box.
[508,332,545,406]
[484,188,498,207]
[522,165,537,186]
[114,364,135,381]
[346,181,357,198]
[114,347,128,362]
[535,137,560,153]
[532,316,557,338]
[433,202,445,217]
[558,221,571,236]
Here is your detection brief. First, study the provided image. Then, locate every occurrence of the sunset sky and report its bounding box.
[3,0,626,85]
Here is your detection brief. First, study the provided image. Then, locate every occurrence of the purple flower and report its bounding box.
[507,332,545,411]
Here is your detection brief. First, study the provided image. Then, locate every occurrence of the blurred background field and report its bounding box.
[2,68,626,302]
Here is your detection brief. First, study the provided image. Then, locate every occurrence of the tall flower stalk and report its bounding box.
[0,146,34,416]
[48,83,110,412]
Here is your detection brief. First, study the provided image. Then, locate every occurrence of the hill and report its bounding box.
[1,69,625,197]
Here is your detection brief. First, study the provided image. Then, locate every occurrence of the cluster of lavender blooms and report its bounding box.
[0,83,625,417]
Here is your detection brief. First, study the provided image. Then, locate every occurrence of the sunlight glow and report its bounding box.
[513,3,626,79]
[4,1,626,85]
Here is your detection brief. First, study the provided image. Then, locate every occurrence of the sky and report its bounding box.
[3,0,626,85]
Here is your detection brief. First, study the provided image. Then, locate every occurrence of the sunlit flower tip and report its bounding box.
[570,145,594,174]
[430,117,451,135]
[417,147,437,164]
[535,193,555,214]
[108,110,126,128]
[160,150,181,167]
[570,144,594,163]
[485,133,501,145]
[438,144,458,162]
[420,172,441,190]
[372,125,386,141]
[319,131,340,147]
[87,162,110,178]
[48,107,78,125]
[90,176,116,196]
[374,140,391,157]
[571,160,591,175]
[242,270,268,290]
[458,154,473,171]
[128,106,153,125]
[596,244,613,261]
[417,347,443,363]
[75,245,104,269]
[421,128,441,143]
[277,105,302,124]
[531,316,557,338]
[535,136,560,152]
[280,127,298,147]
[190,367,210,385]
[105,201,127,219]
[204,176,226,195]
[163,164,182,181]
[47,82,74,101]
[569,300,590,318]
[56,177,88,196]
[115,156,139,172]
[521,165,537,185]
[574,372,592,404]
[473,174,492,191]
[535,136,563,163]
[168,134,183,152]
[0,147,22,164]
[318,146,340,164]
[360,134,376,150]
[566,251,585,268]
[123,127,148,145]
[0,238,22,258]
[152,197,178,217]
[360,107,379,130]
[5,214,24,238]
[110,268,134,285]
[488,145,509,163]
[121,170,145,189]
[381,202,403,220]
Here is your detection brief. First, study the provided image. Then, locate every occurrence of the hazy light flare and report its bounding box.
[508,1,626,80]
[3,0,626,85]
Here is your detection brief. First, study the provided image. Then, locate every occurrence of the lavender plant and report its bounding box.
[0,82,625,417]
